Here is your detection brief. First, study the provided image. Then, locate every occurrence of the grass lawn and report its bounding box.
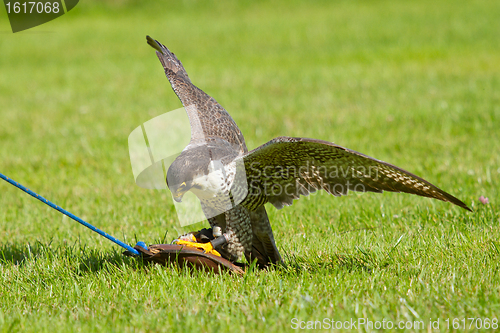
[0,0,499,331]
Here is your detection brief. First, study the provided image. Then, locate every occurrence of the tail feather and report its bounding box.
[247,207,283,267]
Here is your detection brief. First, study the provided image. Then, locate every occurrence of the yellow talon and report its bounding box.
[174,239,221,257]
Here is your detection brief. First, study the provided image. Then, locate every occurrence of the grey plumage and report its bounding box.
[146,36,470,267]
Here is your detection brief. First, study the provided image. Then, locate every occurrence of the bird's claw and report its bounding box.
[173,236,222,257]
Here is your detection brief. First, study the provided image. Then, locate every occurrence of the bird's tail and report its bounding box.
[247,207,283,268]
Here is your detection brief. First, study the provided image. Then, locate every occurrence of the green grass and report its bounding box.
[1,0,499,331]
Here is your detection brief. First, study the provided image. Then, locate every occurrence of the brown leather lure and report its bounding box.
[128,244,245,275]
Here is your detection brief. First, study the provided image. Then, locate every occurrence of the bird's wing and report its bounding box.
[146,36,247,152]
[238,136,471,211]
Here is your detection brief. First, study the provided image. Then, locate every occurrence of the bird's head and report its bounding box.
[166,147,211,203]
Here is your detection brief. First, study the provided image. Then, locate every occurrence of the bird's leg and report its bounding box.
[172,227,228,257]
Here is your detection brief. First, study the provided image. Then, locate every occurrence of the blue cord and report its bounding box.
[0,172,140,256]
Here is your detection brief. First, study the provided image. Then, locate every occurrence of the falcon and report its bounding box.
[146,36,471,268]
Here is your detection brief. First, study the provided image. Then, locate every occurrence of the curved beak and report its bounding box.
[173,192,184,203]
[171,181,191,203]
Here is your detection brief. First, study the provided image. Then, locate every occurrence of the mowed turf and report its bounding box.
[0,0,499,331]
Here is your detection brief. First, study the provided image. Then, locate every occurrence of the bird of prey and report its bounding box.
[146,36,471,268]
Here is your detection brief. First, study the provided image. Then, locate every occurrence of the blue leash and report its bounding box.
[0,172,141,256]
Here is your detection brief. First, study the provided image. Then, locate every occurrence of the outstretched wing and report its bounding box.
[146,36,247,153]
[239,136,471,211]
